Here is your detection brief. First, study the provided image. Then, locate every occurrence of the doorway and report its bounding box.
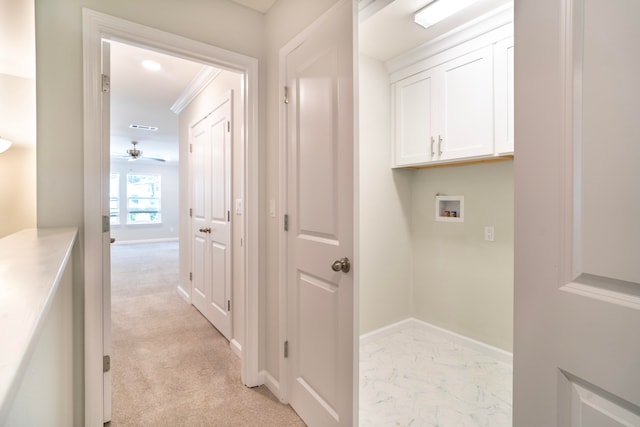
[83,10,260,425]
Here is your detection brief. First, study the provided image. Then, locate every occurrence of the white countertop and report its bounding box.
[0,227,78,418]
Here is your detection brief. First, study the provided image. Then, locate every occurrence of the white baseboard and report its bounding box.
[112,237,179,245]
[261,370,287,403]
[360,317,513,365]
[176,285,190,303]
[230,339,242,359]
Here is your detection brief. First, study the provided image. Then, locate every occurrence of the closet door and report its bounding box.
[190,95,232,340]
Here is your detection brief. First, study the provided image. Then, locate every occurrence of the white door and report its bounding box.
[190,95,233,340]
[437,45,494,161]
[284,1,355,426]
[515,0,640,425]
[102,40,113,424]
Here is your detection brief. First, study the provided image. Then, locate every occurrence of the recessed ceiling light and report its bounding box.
[142,60,161,71]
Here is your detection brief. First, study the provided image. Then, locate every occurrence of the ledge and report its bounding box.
[0,227,78,421]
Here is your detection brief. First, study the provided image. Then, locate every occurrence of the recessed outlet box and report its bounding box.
[435,195,464,222]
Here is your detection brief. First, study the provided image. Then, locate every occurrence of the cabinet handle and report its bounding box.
[438,135,443,156]
[430,136,435,156]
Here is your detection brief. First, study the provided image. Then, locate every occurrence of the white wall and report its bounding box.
[110,159,179,242]
[411,161,514,351]
[359,54,413,334]
[0,0,36,238]
[178,69,246,352]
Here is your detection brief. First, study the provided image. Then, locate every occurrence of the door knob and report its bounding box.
[331,257,351,273]
[199,227,212,233]
[110,237,116,244]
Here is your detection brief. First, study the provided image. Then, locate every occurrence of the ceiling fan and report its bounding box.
[117,140,166,162]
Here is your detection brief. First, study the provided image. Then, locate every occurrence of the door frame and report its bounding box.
[276,0,359,423]
[82,9,260,425]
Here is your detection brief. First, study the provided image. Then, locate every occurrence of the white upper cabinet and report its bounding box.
[390,13,514,168]
[393,68,436,166]
[438,45,494,161]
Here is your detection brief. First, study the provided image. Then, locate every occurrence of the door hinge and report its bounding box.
[189,144,193,153]
[103,355,111,373]
[189,272,193,281]
[227,210,231,222]
[102,215,110,233]
[227,121,231,132]
[227,300,231,311]
[189,208,193,218]
[102,74,110,93]
[283,86,289,104]
[284,214,289,232]
[284,341,289,358]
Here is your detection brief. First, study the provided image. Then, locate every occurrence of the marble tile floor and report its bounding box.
[360,324,512,427]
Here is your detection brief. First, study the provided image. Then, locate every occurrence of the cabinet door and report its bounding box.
[437,45,494,161]
[494,37,514,155]
[392,69,436,167]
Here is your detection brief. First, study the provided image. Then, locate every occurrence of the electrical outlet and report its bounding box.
[484,226,495,242]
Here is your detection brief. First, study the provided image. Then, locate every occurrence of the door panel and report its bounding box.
[439,45,494,160]
[190,95,232,340]
[514,0,640,424]
[394,71,434,166]
[285,1,354,426]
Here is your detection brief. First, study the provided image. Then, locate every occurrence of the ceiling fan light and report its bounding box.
[414,0,480,29]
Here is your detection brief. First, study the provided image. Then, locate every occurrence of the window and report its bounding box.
[127,174,161,224]
[110,173,120,225]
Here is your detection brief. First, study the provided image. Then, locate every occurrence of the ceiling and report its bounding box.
[359,0,512,62]
[110,0,512,163]
[110,41,211,163]
[229,0,277,13]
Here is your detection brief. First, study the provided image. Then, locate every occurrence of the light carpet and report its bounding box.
[108,241,305,426]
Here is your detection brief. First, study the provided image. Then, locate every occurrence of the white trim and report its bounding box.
[360,318,513,366]
[261,370,285,404]
[230,339,242,359]
[176,285,190,304]
[82,9,260,426]
[111,237,178,245]
[170,67,223,114]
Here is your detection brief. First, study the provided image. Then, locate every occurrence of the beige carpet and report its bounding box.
[108,241,305,426]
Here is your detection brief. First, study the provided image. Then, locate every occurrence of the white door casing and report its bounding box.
[101,40,113,424]
[282,1,355,425]
[190,94,233,340]
[514,0,640,425]
[83,10,260,425]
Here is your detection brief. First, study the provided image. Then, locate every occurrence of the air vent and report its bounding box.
[129,124,158,131]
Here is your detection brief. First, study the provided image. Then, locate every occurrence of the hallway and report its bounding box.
[108,241,304,426]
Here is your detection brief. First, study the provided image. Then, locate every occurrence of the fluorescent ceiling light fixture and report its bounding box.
[414,0,481,29]
[142,60,161,71]
[0,137,13,154]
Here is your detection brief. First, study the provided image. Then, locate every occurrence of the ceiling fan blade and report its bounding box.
[144,156,167,162]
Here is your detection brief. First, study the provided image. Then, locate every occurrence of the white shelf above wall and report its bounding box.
[435,195,464,222]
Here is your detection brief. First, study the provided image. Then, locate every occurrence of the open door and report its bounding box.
[515,0,640,425]
[283,1,356,426]
[101,39,113,424]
